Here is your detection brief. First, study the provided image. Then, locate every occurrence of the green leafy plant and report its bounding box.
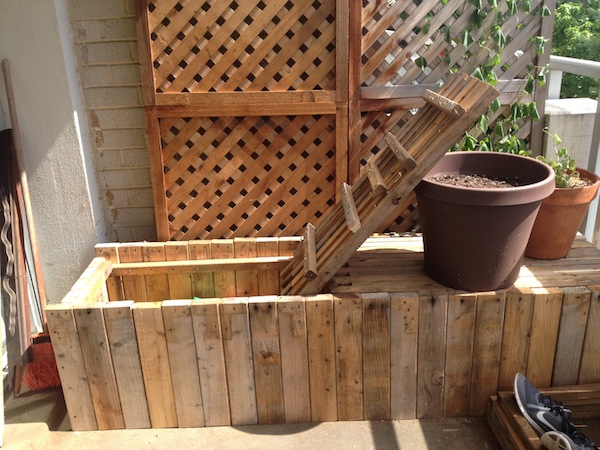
[536,129,586,188]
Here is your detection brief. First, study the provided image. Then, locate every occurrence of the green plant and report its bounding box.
[536,129,586,188]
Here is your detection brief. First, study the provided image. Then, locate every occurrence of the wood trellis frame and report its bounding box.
[135,0,555,241]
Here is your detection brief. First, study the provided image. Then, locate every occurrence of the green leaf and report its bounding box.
[493,121,504,136]
[492,26,506,49]
[464,134,478,150]
[472,67,484,81]
[415,56,428,71]
[462,29,474,48]
[524,76,535,95]
[541,5,552,17]
[490,98,501,112]
[478,114,489,133]
[507,0,517,15]
[528,102,540,121]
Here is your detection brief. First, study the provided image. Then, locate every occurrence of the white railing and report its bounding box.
[548,55,600,245]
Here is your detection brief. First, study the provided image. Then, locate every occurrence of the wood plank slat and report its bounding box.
[277,297,311,423]
[164,242,192,299]
[103,301,151,429]
[334,294,363,421]
[383,132,417,170]
[340,182,361,233]
[73,304,125,430]
[189,241,214,299]
[234,239,260,297]
[579,286,600,383]
[221,299,258,425]
[390,292,419,420]
[306,294,337,422]
[249,298,285,424]
[142,243,170,302]
[256,238,281,295]
[94,244,123,301]
[443,292,477,418]
[303,224,318,280]
[498,288,534,391]
[553,287,592,386]
[526,288,563,388]
[191,300,231,426]
[46,305,97,431]
[421,89,466,117]
[470,292,506,416]
[362,293,391,420]
[132,302,178,428]
[417,292,448,419]
[365,158,388,197]
[162,300,205,428]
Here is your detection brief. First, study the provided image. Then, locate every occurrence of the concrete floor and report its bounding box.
[2,387,503,449]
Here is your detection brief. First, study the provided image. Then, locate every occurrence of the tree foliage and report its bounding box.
[552,0,600,98]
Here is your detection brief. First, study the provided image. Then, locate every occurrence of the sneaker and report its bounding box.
[541,430,597,450]
[514,373,573,435]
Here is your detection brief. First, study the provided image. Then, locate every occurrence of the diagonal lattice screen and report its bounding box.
[160,115,336,240]
[148,0,336,93]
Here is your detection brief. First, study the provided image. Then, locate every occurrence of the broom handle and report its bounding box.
[2,59,48,322]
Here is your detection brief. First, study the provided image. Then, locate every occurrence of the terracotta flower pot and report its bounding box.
[415,152,555,291]
[525,167,600,259]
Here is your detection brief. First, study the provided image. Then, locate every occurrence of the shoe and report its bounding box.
[514,373,573,435]
[541,430,597,450]
[514,373,597,449]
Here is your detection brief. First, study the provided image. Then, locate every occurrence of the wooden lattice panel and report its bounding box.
[148,0,336,93]
[355,0,552,177]
[160,115,336,240]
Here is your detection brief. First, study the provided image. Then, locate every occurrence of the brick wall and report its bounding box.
[67,0,156,242]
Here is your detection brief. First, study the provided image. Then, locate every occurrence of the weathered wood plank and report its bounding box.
[103,301,151,429]
[234,239,259,297]
[362,293,391,420]
[470,292,506,416]
[277,296,311,423]
[190,300,231,426]
[142,243,170,302]
[164,242,192,299]
[189,241,214,299]
[417,292,448,419]
[73,304,125,430]
[249,298,285,424]
[221,299,258,425]
[95,244,123,301]
[303,224,318,280]
[498,288,534,391]
[334,294,363,421]
[162,300,205,427]
[579,286,600,383]
[443,292,476,418]
[46,305,97,431]
[306,295,337,422]
[553,287,591,386]
[257,237,281,295]
[118,244,148,302]
[132,302,178,428]
[390,292,419,420]
[211,239,240,298]
[526,288,563,388]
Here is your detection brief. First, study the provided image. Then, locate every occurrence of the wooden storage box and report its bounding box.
[488,384,600,449]
[47,235,600,431]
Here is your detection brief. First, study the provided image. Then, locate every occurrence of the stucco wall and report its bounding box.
[0,0,105,303]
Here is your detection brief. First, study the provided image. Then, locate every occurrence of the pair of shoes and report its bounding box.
[541,430,597,450]
[514,373,597,450]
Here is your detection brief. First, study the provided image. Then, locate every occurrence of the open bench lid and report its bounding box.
[280,73,499,295]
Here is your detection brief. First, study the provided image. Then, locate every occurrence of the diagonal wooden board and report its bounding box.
[281,73,500,295]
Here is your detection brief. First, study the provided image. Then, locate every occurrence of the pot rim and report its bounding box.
[415,151,556,206]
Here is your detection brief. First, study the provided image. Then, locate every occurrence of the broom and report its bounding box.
[21,333,61,391]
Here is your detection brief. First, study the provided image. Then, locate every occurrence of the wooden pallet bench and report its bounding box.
[46,234,600,431]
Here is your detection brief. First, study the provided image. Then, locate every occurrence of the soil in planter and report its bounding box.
[428,174,528,188]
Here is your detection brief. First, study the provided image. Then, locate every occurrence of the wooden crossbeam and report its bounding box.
[365,159,388,197]
[383,132,417,170]
[303,223,318,280]
[111,256,293,276]
[340,183,361,233]
[422,89,466,117]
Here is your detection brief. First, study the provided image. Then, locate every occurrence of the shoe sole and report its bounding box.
[514,373,546,435]
[541,431,575,450]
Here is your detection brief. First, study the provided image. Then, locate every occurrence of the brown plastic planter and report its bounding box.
[415,152,555,291]
[525,167,600,259]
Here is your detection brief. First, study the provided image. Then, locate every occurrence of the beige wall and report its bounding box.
[67,0,154,242]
